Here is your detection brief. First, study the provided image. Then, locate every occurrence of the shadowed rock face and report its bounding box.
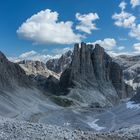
[60,43,97,89]
[58,43,133,106]
[0,51,31,90]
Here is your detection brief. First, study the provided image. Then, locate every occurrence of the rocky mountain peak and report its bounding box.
[58,42,134,107]
[46,49,72,74]
[94,44,104,53]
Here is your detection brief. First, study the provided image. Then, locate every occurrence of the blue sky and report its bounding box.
[0,0,140,61]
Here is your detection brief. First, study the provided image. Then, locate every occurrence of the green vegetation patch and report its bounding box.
[51,96,73,107]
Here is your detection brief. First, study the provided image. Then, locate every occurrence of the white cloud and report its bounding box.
[119,37,128,41]
[76,12,99,34]
[131,0,140,8]
[112,1,136,29]
[51,47,73,55]
[112,11,136,28]
[118,46,125,50]
[119,1,127,10]
[129,24,140,40]
[112,1,140,42]
[17,9,81,45]
[92,38,116,50]
[9,47,72,63]
[133,43,140,51]
[108,51,132,57]
[19,50,37,59]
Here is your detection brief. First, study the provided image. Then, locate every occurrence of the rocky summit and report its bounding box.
[57,43,133,107]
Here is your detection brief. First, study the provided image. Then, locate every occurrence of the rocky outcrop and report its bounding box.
[0,51,31,90]
[18,60,59,79]
[18,60,60,91]
[58,43,133,107]
[60,43,97,89]
[46,50,72,74]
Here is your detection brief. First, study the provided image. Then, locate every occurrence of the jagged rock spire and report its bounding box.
[59,42,133,106]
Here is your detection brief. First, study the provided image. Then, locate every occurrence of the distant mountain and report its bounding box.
[18,60,59,79]
[114,55,140,90]
[46,50,72,74]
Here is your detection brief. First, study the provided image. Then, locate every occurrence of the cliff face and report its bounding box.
[0,51,31,90]
[59,43,133,107]
[60,43,97,89]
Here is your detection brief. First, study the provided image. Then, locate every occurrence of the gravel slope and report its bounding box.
[0,117,140,140]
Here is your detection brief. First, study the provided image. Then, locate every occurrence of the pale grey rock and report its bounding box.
[18,60,59,79]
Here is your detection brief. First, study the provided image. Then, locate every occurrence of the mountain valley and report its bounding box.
[0,43,140,139]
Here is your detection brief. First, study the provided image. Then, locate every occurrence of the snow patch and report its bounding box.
[126,101,140,109]
[125,79,140,90]
[87,119,105,131]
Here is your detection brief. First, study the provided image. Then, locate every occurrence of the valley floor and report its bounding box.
[0,117,140,140]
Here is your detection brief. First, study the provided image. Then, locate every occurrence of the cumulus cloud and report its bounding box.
[92,38,116,50]
[9,51,53,63]
[133,43,140,52]
[117,46,125,50]
[112,1,140,42]
[76,12,99,34]
[112,1,136,28]
[108,51,131,57]
[131,0,140,8]
[17,9,81,45]
[112,11,136,28]
[18,50,37,59]
[129,24,140,40]
[51,47,72,55]
[9,47,72,63]
[119,1,127,10]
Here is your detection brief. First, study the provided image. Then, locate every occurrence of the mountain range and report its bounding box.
[1,43,140,139]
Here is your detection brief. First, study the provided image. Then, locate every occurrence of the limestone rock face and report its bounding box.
[59,43,133,107]
[46,50,72,74]
[0,51,31,90]
[18,60,59,79]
